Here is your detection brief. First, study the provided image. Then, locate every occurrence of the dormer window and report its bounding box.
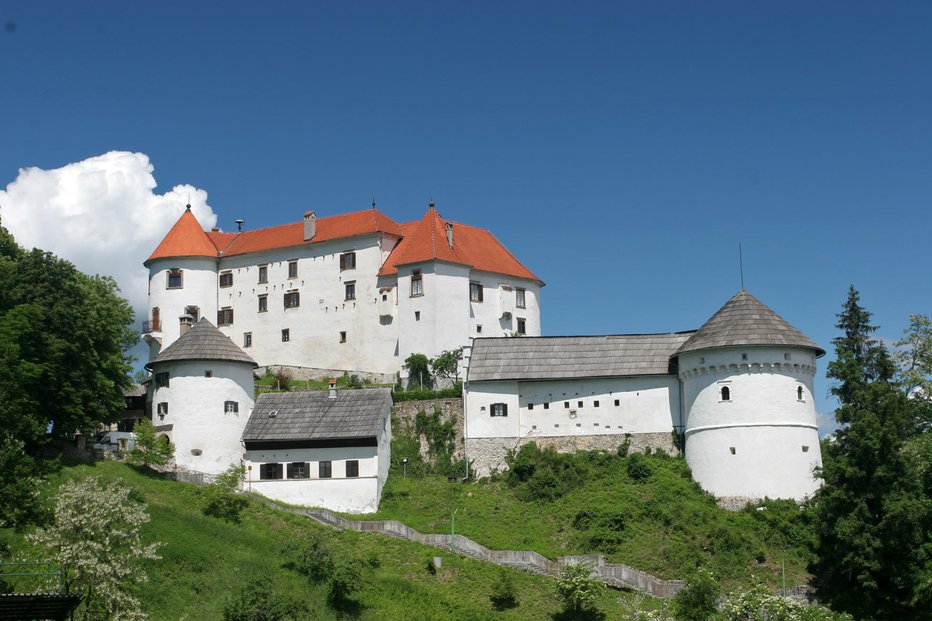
[167,269,183,289]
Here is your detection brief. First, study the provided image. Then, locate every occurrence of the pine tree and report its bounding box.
[813,287,929,620]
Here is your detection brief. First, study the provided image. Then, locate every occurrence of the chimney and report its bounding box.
[179,314,194,337]
[445,222,453,249]
[328,379,337,399]
[304,211,317,241]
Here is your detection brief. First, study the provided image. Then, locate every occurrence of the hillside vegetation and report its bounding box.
[369,442,816,590]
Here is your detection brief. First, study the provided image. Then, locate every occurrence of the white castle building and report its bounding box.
[143,204,824,505]
[143,203,543,379]
[464,290,825,502]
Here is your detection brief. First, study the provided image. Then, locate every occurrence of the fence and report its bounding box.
[244,493,686,598]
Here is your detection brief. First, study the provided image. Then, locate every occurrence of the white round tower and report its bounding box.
[147,318,257,475]
[677,290,824,502]
[143,207,220,359]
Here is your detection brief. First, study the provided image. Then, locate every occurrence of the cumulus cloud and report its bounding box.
[0,151,217,322]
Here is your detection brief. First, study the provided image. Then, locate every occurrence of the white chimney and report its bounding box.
[445,222,453,249]
[328,379,337,399]
[179,314,194,336]
[304,211,317,241]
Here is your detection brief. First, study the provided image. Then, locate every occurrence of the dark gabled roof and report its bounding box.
[147,318,257,368]
[0,592,82,621]
[467,333,695,382]
[242,388,392,442]
[674,289,825,357]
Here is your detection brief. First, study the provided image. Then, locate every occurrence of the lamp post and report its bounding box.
[402,457,408,479]
[451,507,459,552]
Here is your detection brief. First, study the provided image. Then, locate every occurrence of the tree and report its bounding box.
[490,567,519,610]
[0,436,46,528]
[556,563,605,618]
[29,477,160,620]
[896,314,932,428]
[127,420,174,468]
[430,347,463,386]
[812,287,931,620]
[402,353,432,389]
[223,577,306,621]
[199,465,248,522]
[671,567,720,621]
[721,584,852,621]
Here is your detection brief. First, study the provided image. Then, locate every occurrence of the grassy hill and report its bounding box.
[1,461,645,620]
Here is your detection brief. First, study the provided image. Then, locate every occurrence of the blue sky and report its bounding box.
[2,2,931,431]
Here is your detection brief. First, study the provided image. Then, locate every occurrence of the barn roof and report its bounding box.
[675,290,824,356]
[242,388,392,442]
[467,333,695,381]
[147,318,257,368]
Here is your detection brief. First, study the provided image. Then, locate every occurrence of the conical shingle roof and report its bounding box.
[147,318,257,367]
[145,207,220,266]
[675,290,824,357]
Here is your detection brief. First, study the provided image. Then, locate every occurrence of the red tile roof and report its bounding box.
[378,207,541,283]
[148,205,540,283]
[145,208,220,266]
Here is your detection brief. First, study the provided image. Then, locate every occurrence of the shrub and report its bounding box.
[671,567,720,621]
[327,558,367,606]
[282,530,334,583]
[403,353,432,389]
[273,368,291,391]
[127,419,174,468]
[223,576,306,621]
[199,465,247,522]
[556,563,605,617]
[490,567,518,610]
[627,453,653,482]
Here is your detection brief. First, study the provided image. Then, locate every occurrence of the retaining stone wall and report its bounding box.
[393,398,465,461]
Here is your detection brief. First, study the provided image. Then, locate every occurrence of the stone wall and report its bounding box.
[466,431,677,477]
[393,397,465,461]
[258,365,396,385]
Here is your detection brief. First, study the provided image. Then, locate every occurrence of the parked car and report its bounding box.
[93,431,136,453]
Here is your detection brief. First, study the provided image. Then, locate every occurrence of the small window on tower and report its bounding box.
[224,401,239,414]
[797,386,804,401]
[219,272,233,288]
[243,332,252,348]
[167,269,183,289]
[258,295,268,313]
[476,324,482,333]
[470,282,483,302]
[258,265,268,284]
[345,282,356,301]
[721,386,731,401]
[339,331,347,343]
[288,260,298,278]
[517,318,526,335]
[543,403,549,410]
[281,329,290,342]
[217,308,234,326]
[516,288,526,309]
[410,270,423,297]
[339,252,356,270]
[157,402,168,418]
[284,291,300,309]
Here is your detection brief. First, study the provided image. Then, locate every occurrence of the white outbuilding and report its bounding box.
[147,316,257,475]
[242,386,392,513]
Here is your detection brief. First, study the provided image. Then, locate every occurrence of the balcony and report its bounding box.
[142,319,161,334]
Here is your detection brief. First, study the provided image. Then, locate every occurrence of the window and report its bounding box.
[339,331,347,343]
[260,463,283,480]
[346,460,359,478]
[204,370,212,378]
[184,305,200,322]
[784,353,792,360]
[543,403,549,410]
[476,324,482,333]
[614,399,620,406]
[281,329,290,342]
[288,261,298,278]
[166,268,183,289]
[410,270,423,297]
[243,332,252,348]
[224,401,239,413]
[797,386,804,401]
[284,291,300,309]
[345,282,356,301]
[219,271,233,288]
[741,353,748,360]
[470,282,483,302]
[258,265,268,283]
[594,400,600,408]
[517,318,526,335]
[564,401,570,408]
[155,372,170,388]
[528,403,534,410]
[516,288,526,308]
[491,403,508,417]
[287,462,309,479]
[157,402,168,418]
[577,401,584,408]
[415,311,420,321]
[319,461,332,478]
[217,308,234,326]
[258,295,268,313]
[340,252,356,270]
[721,386,731,401]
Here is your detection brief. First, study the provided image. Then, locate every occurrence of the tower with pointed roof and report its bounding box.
[144,202,543,380]
[147,317,258,474]
[676,290,824,502]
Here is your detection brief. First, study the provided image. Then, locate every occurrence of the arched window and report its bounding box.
[797,386,804,401]
[721,386,730,401]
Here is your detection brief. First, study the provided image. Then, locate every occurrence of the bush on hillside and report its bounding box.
[671,567,720,621]
[199,465,247,522]
[223,577,306,621]
[490,567,519,610]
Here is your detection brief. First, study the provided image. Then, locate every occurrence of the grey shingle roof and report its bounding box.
[147,318,257,367]
[467,333,696,381]
[675,290,825,356]
[242,388,392,442]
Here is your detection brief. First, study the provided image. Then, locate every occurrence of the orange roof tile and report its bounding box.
[378,207,541,283]
[145,208,219,266]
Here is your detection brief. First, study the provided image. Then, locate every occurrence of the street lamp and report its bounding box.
[402,457,408,479]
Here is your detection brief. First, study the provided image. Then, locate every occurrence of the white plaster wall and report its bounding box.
[467,273,542,339]
[147,257,219,356]
[244,444,383,513]
[679,346,823,500]
[213,234,399,375]
[150,359,254,475]
[465,376,679,441]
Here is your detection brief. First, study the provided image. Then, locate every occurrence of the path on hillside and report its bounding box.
[242,492,686,599]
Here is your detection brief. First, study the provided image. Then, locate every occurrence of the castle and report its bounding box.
[144,204,824,510]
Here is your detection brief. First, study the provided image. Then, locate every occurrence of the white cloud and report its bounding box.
[0,151,217,323]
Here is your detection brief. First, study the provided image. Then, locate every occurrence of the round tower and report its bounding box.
[677,290,824,502]
[147,318,257,475]
[143,206,220,359]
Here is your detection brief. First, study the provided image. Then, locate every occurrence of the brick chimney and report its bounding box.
[304,211,317,241]
[179,314,194,337]
[328,379,337,399]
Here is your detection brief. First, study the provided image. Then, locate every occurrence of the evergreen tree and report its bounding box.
[812,287,930,620]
